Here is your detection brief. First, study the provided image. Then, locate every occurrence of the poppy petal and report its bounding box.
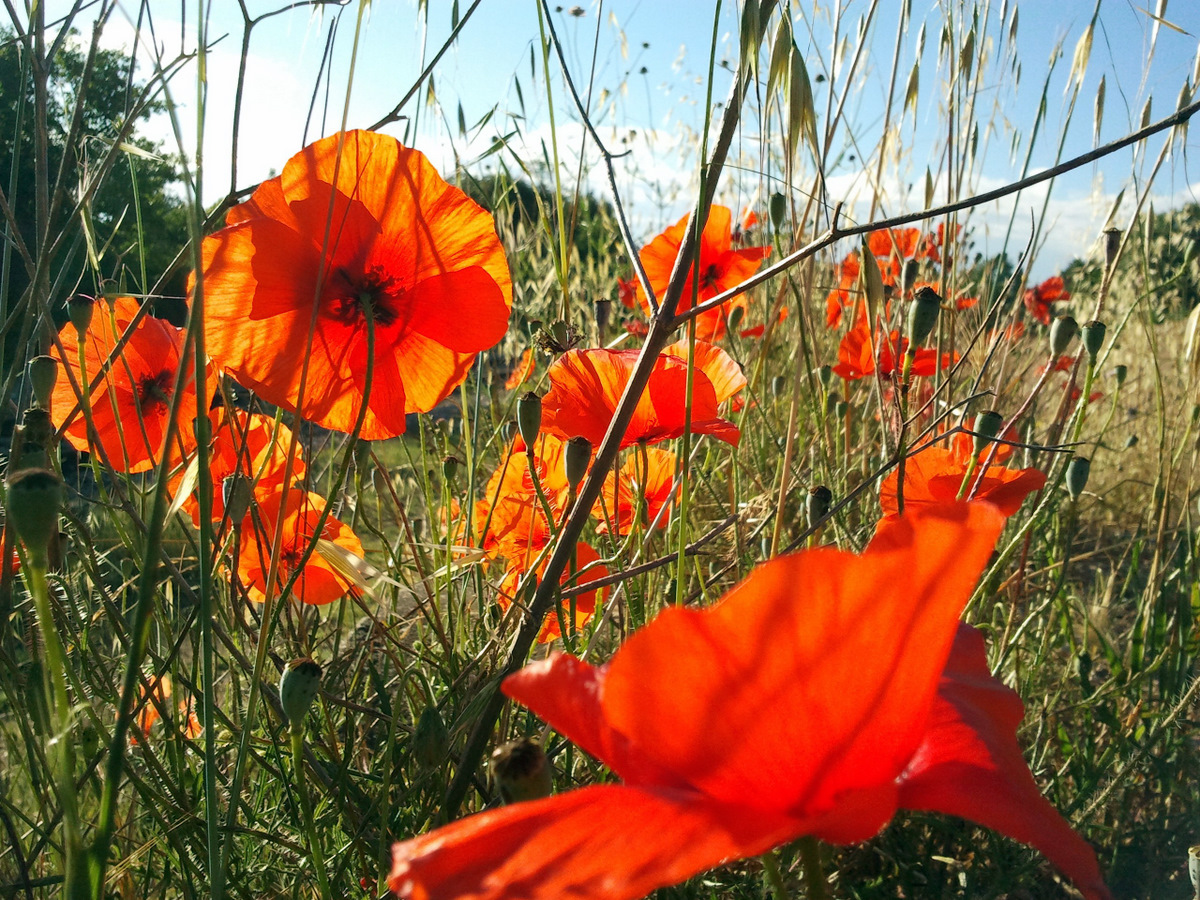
[899,624,1112,900]
[389,784,802,900]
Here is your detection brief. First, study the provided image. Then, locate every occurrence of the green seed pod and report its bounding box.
[564,436,592,491]
[68,294,95,336]
[491,738,553,805]
[1113,364,1127,386]
[771,375,787,398]
[816,364,833,390]
[1081,319,1106,359]
[1065,455,1090,500]
[835,399,849,419]
[805,486,832,529]
[517,392,542,448]
[222,474,253,522]
[971,410,1005,456]
[726,305,745,332]
[906,285,943,348]
[768,192,787,231]
[412,705,450,769]
[5,468,62,567]
[1049,316,1078,358]
[442,455,460,483]
[27,356,58,411]
[279,658,323,731]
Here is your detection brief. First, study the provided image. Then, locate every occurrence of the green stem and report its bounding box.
[761,848,790,900]
[290,728,333,900]
[798,836,828,900]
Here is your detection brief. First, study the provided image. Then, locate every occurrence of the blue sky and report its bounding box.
[83,0,1200,274]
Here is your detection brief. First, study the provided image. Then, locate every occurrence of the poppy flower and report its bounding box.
[132,675,203,744]
[824,251,861,328]
[496,542,608,643]
[238,486,365,606]
[879,445,1046,521]
[832,319,950,381]
[51,295,203,473]
[595,446,678,535]
[476,434,572,562]
[171,410,305,526]
[616,277,637,309]
[199,130,512,440]
[636,205,770,341]
[504,348,536,391]
[1023,276,1070,326]
[388,502,1109,900]
[867,226,922,260]
[540,347,740,449]
[738,306,788,339]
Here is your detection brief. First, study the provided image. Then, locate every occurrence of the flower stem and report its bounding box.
[799,837,828,900]
[761,849,790,900]
[290,727,333,900]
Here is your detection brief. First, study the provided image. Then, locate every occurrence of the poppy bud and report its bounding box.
[1113,364,1127,386]
[835,399,848,419]
[442,455,460,483]
[769,192,787,231]
[280,657,322,731]
[491,737,553,805]
[902,259,919,295]
[517,392,542,447]
[1104,227,1121,270]
[971,410,1005,456]
[906,285,942,348]
[564,436,592,491]
[5,468,62,567]
[594,298,612,338]
[771,375,786,398]
[1049,316,1077,358]
[80,722,100,759]
[816,364,833,390]
[20,407,54,456]
[68,294,95,336]
[412,705,450,769]
[726,305,744,332]
[805,486,832,529]
[27,356,58,411]
[1081,320,1106,358]
[222,474,253,522]
[1065,456,1090,499]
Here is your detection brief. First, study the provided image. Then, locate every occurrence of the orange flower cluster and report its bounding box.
[1024,275,1070,325]
[832,315,955,381]
[390,503,1110,900]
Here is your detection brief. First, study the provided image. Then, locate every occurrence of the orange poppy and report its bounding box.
[737,306,788,339]
[504,348,536,391]
[476,434,572,562]
[831,319,950,381]
[595,446,678,535]
[497,542,609,643]
[51,296,203,473]
[199,130,512,440]
[636,205,770,341]
[867,226,922,260]
[824,251,861,328]
[172,410,305,526]
[540,347,740,449]
[389,502,1109,900]
[1023,276,1070,326]
[616,277,637,309]
[660,339,746,405]
[132,675,203,744]
[238,486,365,606]
[879,445,1046,520]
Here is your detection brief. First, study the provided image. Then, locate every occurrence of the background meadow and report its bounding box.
[2,1,1200,898]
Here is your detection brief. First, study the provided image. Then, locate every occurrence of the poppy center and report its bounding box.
[700,263,722,290]
[137,371,173,414]
[326,265,403,329]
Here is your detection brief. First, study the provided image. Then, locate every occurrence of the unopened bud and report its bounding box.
[971,410,1005,456]
[1081,320,1106,358]
[491,738,553,805]
[1065,456,1090,500]
[68,295,95,335]
[902,259,919,295]
[771,375,787,398]
[1049,316,1078,358]
[279,658,322,731]
[28,356,58,410]
[769,192,787,231]
[805,486,832,529]
[835,399,848,419]
[412,705,450,769]
[5,468,62,567]
[906,285,942,348]
[1104,228,1121,270]
[564,436,592,490]
[817,364,833,390]
[726,305,745,332]
[442,455,460,483]
[222,474,253,522]
[1113,364,1127,387]
[517,392,542,447]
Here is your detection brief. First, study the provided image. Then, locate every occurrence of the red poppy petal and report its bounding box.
[601,502,1005,817]
[389,784,802,900]
[899,625,1112,900]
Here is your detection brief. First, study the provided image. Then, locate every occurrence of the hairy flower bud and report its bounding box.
[491,738,553,805]
[1112,364,1127,387]
[725,305,744,332]
[564,436,592,491]
[1065,456,1090,500]
[517,392,542,448]
[27,356,58,411]
[769,192,787,231]
[412,705,450,769]
[280,658,323,731]
[906,285,942,348]
[971,410,1005,456]
[68,294,95,336]
[442,455,460,483]
[805,486,832,530]
[1081,320,1106,359]
[1049,316,1078,358]
[816,364,833,390]
[5,468,62,567]
[771,375,787,399]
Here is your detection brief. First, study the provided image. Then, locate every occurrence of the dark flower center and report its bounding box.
[137,371,174,414]
[327,265,402,329]
[700,263,722,290]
